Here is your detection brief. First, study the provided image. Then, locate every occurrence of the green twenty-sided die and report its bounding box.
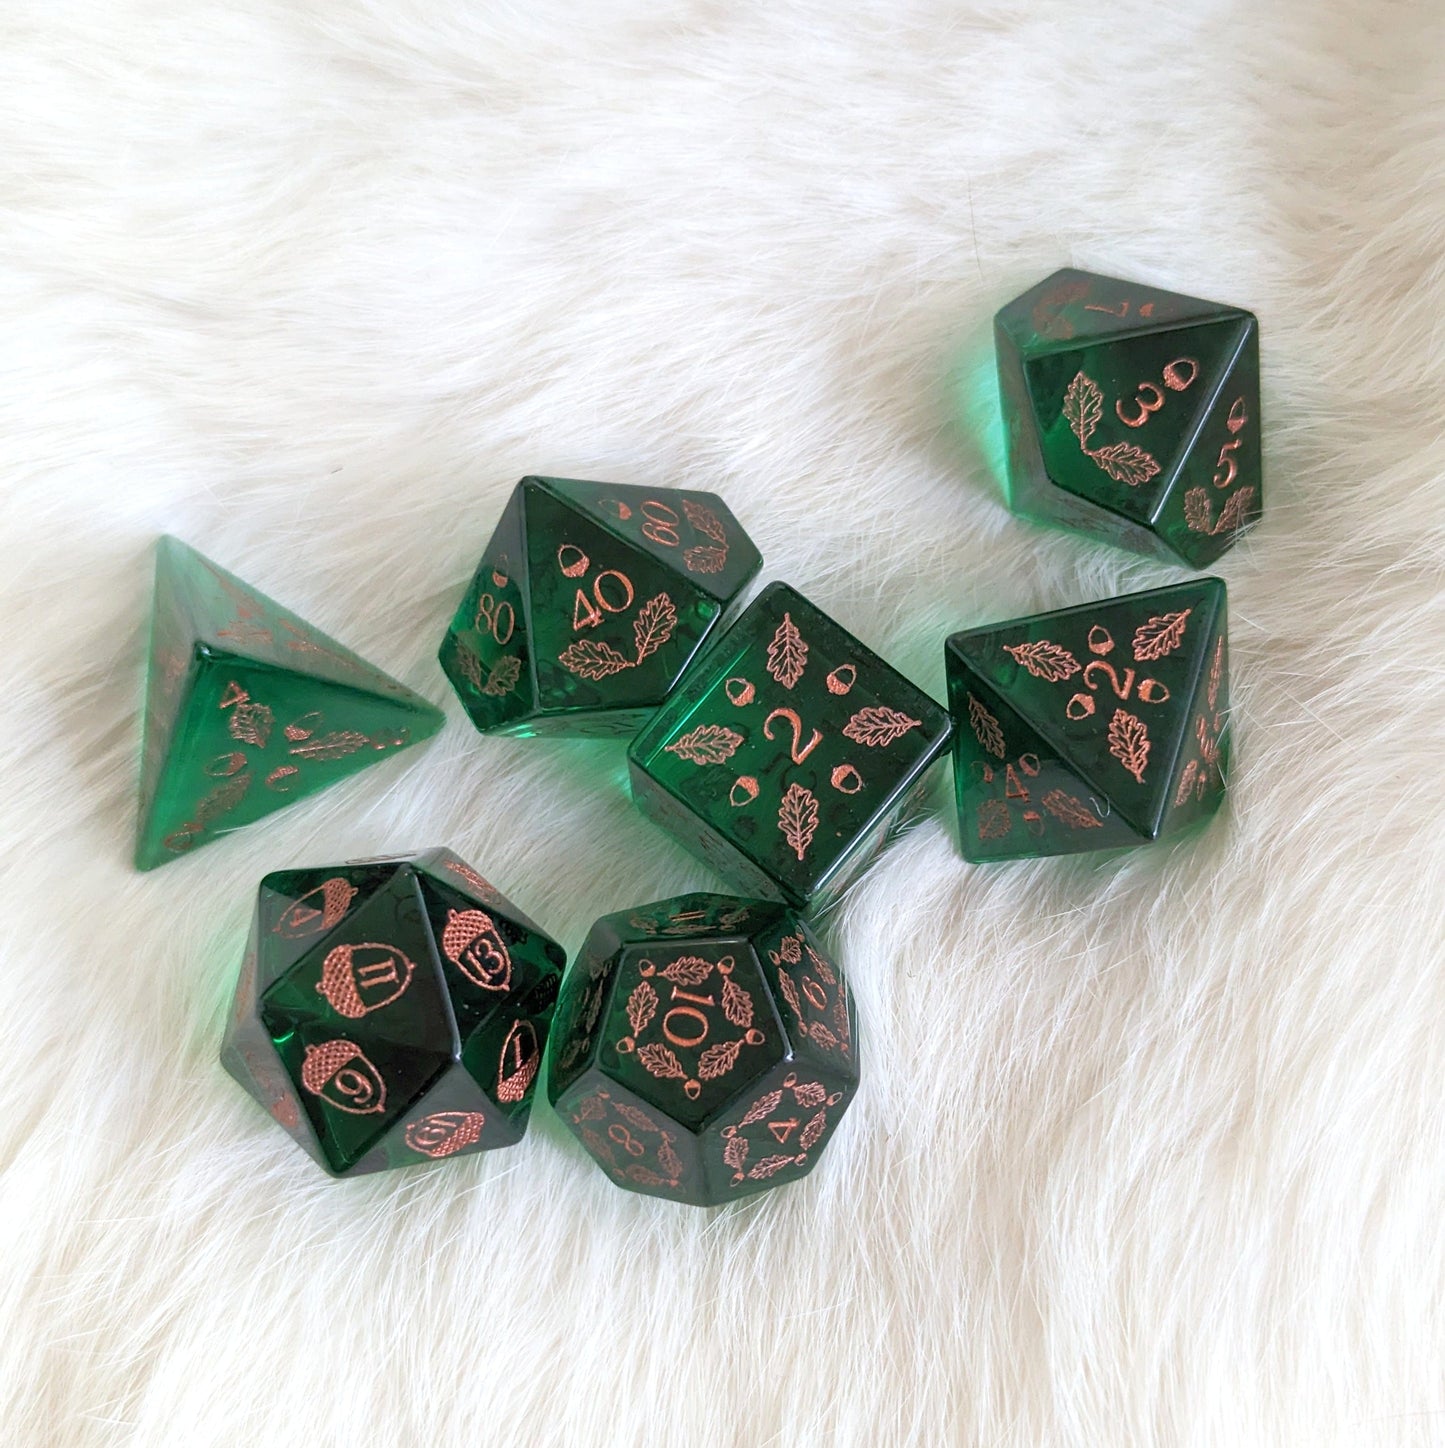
[629,583,952,909]
[438,477,762,738]
[222,848,566,1176]
[136,537,444,871]
[547,893,859,1206]
[945,577,1231,861]
[994,269,1261,566]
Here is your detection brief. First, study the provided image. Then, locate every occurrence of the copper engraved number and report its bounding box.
[763,707,823,765]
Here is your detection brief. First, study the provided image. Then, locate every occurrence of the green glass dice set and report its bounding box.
[138,269,1259,1203]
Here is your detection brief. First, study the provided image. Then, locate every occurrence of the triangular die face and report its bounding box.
[947,667,1142,860]
[158,537,427,703]
[546,931,626,1105]
[413,872,565,1040]
[260,870,455,1056]
[458,998,551,1138]
[255,862,407,987]
[437,487,536,733]
[375,1061,517,1169]
[950,579,1225,840]
[523,482,715,715]
[534,477,762,602]
[748,920,860,1076]
[134,655,442,870]
[413,848,548,938]
[997,268,1243,352]
[1024,317,1251,527]
[1162,619,1231,834]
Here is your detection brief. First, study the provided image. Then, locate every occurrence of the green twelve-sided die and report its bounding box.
[548,893,859,1206]
[994,269,1261,566]
[629,582,952,910]
[222,848,565,1176]
[946,578,1230,860]
[438,476,761,738]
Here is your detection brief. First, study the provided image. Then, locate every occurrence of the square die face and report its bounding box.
[630,583,951,905]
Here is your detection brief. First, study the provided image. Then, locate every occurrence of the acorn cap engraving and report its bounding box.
[441,908,512,991]
[315,942,414,1018]
[278,876,358,936]
[405,1111,486,1158]
[300,1039,387,1114]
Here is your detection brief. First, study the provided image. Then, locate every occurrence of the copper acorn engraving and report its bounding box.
[316,942,416,1018]
[496,1019,541,1104]
[275,877,358,937]
[405,1111,486,1158]
[441,908,512,991]
[300,1040,386,1114]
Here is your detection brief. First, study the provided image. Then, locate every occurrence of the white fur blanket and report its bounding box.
[3,3,1442,1445]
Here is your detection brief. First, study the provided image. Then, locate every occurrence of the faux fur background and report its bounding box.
[2,3,1443,1444]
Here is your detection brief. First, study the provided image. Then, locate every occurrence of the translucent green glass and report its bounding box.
[438,477,762,737]
[946,578,1230,861]
[136,537,444,870]
[221,848,566,1177]
[994,269,1261,566]
[547,893,859,1206]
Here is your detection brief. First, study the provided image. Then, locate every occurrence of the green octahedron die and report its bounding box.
[629,582,953,910]
[438,477,762,738]
[547,893,859,1206]
[136,538,444,870]
[994,269,1261,567]
[946,577,1230,861]
[222,848,566,1176]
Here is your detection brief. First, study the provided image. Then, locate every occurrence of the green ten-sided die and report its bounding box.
[136,537,444,870]
[547,893,859,1206]
[994,269,1261,566]
[438,477,762,737]
[946,577,1231,861]
[629,582,952,910]
[222,849,566,1176]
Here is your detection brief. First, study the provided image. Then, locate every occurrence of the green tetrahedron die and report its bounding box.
[945,578,1231,861]
[994,269,1261,566]
[136,537,444,870]
[221,848,566,1177]
[547,893,859,1206]
[628,583,953,911]
[438,477,762,738]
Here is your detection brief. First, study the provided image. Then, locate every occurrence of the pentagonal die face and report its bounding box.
[438,477,762,738]
[547,894,860,1206]
[221,849,565,1177]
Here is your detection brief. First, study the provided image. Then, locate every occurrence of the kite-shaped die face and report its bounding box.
[629,583,952,911]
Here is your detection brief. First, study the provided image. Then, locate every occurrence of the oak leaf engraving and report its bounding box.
[1173,759,1200,808]
[1108,709,1150,783]
[778,782,820,861]
[777,970,803,1022]
[1063,372,1103,447]
[1207,637,1224,712]
[810,1022,840,1050]
[977,798,1012,841]
[228,702,273,748]
[1004,639,1081,682]
[1090,441,1162,487]
[626,980,658,1036]
[1041,789,1104,829]
[481,655,522,697]
[613,1101,659,1134]
[682,545,727,574]
[1132,610,1192,662]
[558,638,632,680]
[1214,486,1256,535]
[633,593,676,662]
[841,706,922,747]
[778,934,802,965]
[766,613,808,688]
[574,1096,606,1122]
[625,1165,669,1187]
[804,943,835,985]
[659,956,713,986]
[748,1155,795,1180]
[740,1090,784,1127]
[793,1080,829,1109]
[637,1043,686,1080]
[721,976,754,1029]
[799,1111,828,1151]
[698,1039,743,1080]
[683,498,728,544]
[657,1138,684,1179]
[966,694,1006,759]
[1183,488,1214,533]
[664,724,745,765]
[288,731,371,760]
[723,1135,749,1171]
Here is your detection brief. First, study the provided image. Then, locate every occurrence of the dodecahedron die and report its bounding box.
[628,582,952,910]
[547,894,859,1206]
[994,269,1261,566]
[438,477,762,737]
[946,577,1230,860]
[222,848,565,1176]
[137,537,444,870]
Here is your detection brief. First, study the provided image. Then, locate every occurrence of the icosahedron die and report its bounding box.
[222,848,565,1176]
[438,476,761,737]
[946,578,1230,860]
[994,269,1261,566]
[137,537,444,870]
[547,894,859,1206]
